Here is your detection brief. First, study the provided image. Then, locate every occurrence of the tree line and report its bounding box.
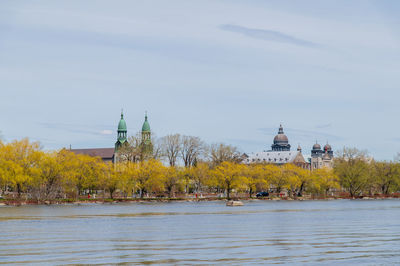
[0,138,400,201]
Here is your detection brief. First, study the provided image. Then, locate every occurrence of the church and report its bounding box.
[70,111,152,163]
[243,125,334,170]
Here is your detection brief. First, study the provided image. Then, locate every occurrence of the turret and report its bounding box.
[311,141,323,158]
[141,112,153,158]
[115,111,127,151]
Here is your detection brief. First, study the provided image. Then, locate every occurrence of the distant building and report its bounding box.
[243,125,309,169]
[69,147,115,163]
[71,111,152,163]
[310,142,334,170]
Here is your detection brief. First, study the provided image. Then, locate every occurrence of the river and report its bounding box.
[1,199,400,265]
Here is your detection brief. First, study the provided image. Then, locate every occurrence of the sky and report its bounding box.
[0,0,400,160]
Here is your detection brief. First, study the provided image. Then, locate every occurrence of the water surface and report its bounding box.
[1,200,400,265]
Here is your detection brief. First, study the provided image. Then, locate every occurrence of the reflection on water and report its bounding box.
[1,200,400,265]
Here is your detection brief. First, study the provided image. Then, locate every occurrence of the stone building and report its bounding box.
[310,142,334,170]
[243,125,309,169]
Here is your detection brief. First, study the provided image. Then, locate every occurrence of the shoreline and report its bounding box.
[1,195,398,206]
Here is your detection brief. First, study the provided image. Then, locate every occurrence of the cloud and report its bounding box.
[100,130,113,135]
[219,24,319,47]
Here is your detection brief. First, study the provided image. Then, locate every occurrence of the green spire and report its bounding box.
[118,110,127,132]
[142,111,150,132]
[116,110,127,147]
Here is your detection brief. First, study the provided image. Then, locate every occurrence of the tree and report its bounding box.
[161,134,181,166]
[181,135,204,167]
[243,164,269,198]
[34,151,63,200]
[311,168,340,196]
[117,162,137,198]
[191,162,210,193]
[134,159,166,198]
[150,134,163,160]
[282,164,311,197]
[164,166,183,198]
[265,164,285,193]
[208,143,241,166]
[0,139,42,197]
[334,147,370,197]
[67,153,104,198]
[117,135,142,163]
[373,161,400,195]
[212,162,246,199]
[98,162,119,199]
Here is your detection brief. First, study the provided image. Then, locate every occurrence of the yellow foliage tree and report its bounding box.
[282,164,311,197]
[164,166,183,198]
[264,164,285,193]
[0,139,42,197]
[243,164,269,198]
[191,162,210,193]
[311,168,340,196]
[212,161,246,199]
[135,159,166,198]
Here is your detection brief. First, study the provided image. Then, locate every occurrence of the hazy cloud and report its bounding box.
[220,24,319,47]
[100,130,113,135]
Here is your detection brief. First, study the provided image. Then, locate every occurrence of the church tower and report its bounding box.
[141,112,153,158]
[115,111,127,151]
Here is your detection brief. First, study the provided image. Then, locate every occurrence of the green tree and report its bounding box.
[334,148,370,197]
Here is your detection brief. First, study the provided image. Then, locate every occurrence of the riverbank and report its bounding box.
[1,194,399,206]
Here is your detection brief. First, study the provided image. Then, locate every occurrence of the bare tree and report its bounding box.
[151,134,163,160]
[394,152,400,162]
[161,134,181,166]
[181,135,204,167]
[116,134,142,163]
[208,143,241,166]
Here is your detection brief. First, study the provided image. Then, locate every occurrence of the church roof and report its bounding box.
[312,142,321,150]
[142,113,150,132]
[118,112,127,132]
[273,124,289,144]
[70,148,114,159]
[244,151,302,164]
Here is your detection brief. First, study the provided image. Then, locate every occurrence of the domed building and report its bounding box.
[243,124,309,169]
[243,124,334,171]
[271,125,291,151]
[310,141,334,170]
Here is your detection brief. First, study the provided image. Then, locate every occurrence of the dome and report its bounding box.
[324,143,332,151]
[313,143,321,150]
[274,134,288,143]
[273,124,289,144]
[118,112,127,132]
[271,124,291,151]
[142,114,150,132]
